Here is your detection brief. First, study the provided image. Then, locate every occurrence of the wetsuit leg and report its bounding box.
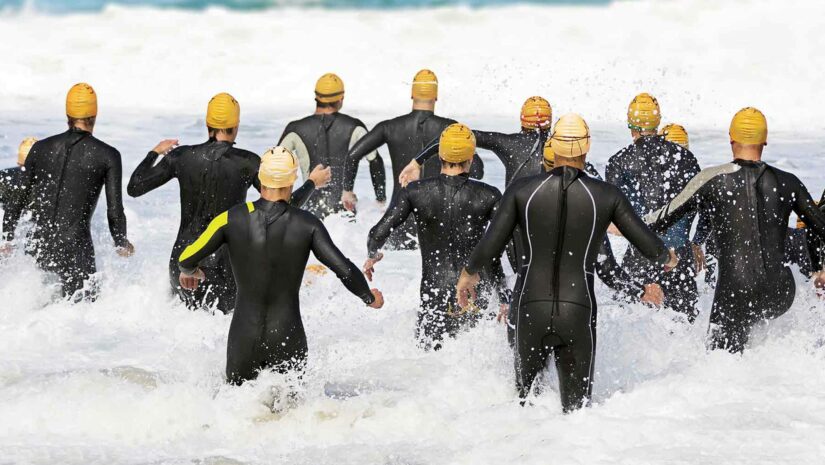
[785,228,812,275]
[416,283,451,351]
[38,239,97,301]
[709,269,795,353]
[514,301,596,412]
[226,306,309,384]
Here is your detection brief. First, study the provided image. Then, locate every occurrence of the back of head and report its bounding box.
[439,123,476,165]
[521,96,552,131]
[18,137,37,166]
[206,92,241,130]
[659,123,689,149]
[729,107,767,146]
[66,83,98,120]
[315,73,345,105]
[548,113,591,162]
[627,92,661,131]
[412,69,438,101]
[259,146,299,190]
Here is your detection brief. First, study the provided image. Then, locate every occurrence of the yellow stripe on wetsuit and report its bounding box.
[178,202,255,263]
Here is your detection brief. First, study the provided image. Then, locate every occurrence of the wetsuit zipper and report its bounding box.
[552,174,568,322]
[51,132,88,224]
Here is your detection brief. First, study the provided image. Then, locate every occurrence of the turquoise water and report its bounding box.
[1,0,610,13]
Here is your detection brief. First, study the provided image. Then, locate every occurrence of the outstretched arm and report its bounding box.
[595,236,645,298]
[469,153,484,180]
[311,223,375,305]
[466,187,518,275]
[1,147,36,241]
[367,188,413,257]
[614,192,670,265]
[350,125,387,202]
[126,149,176,197]
[343,122,387,192]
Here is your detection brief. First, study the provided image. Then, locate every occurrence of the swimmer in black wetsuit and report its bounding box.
[457,114,675,412]
[279,73,386,218]
[128,92,330,314]
[364,123,508,350]
[606,93,702,322]
[1,84,134,300]
[646,108,825,353]
[0,137,36,209]
[341,69,484,249]
[178,146,383,384]
[395,98,648,304]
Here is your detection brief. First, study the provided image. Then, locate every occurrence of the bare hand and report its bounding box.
[640,283,664,307]
[399,160,422,188]
[152,139,179,155]
[456,268,481,309]
[363,253,384,281]
[812,271,825,295]
[691,243,706,273]
[607,223,622,236]
[116,240,135,258]
[664,248,679,272]
[309,164,332,189]
[342,191,358,212]
[368,288,384,309]
[496,304,509,324]
[179,268,206,290]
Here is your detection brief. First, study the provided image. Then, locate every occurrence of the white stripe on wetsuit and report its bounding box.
[578,178,598,400]
[644,162,740,224]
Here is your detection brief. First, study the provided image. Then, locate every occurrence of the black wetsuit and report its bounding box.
[2,128,129,299]
[343,110,484,249]
[0,167,26,207]
[466,166,669,411]
[413,132,645,301]
[279,112,386,218]
[606,135,702,321]
[178,199,374,384]
[127,140,315,313]
[367,173,507,349]
[647,160,825,353]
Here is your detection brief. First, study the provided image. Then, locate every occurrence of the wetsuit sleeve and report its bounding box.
[595,237,645,298]
[178,211,228,275]
[289,180,316,208]
[104,150,129,247]
[279,131,311,181]
[350,125,387,202]
[413,136,441,166]
[367,187,413,258]
[792,179,825,263]
[344,122,387,192]
[2,150,36,241]
[466,185,518,275]
[473,131,507,160]
[469,153,484,180]
[808,190,825,271]
[311,222,375,305]
[613,192,670,265]
[485,193,511,303]
[126,151,175,197]
[692,211,713,246]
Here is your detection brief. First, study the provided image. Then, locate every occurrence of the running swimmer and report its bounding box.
[363,123,508,350]
[127,93,331,314]
[606,93,702,321]
[645,107,825,353]
[341,69,484,249]
[0,137,36,208]
[1,84,134,300]
[279,73,387,218]
[178,147,383,385]
[457,114,675,412]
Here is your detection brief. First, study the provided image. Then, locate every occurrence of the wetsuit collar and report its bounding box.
[549,166,584,190]
[732,158,764,167]
[68,126,91,136]
[440,172,470,186]
[207,137,236,146]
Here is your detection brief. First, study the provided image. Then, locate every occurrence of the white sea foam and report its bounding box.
[2,1,825,464]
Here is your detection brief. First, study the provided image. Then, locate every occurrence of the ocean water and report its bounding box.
[2,1,825,464]
[1,0,610,13]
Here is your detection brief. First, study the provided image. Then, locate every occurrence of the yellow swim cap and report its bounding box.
[66,83,98,119]
[542,140,555,167]
[627,92,661,131]
[521,96,552,130]
[549,113,591,158]
[315,73,345,103]
[412,69,438,100]
[206,92,240,130]
[18,137,37,166]
[659,123,689,149]
[439,123,476,163]
[259,146,299,189]
[729,107,767,145]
